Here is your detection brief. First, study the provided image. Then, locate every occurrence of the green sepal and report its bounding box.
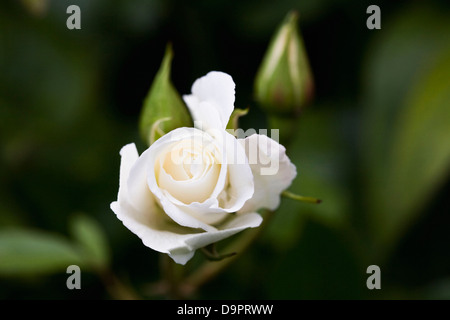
[139,44,192,146]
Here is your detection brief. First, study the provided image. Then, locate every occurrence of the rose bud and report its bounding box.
[254,11,314,116]
[139,44,192,146]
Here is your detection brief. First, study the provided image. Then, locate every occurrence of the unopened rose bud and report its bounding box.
[139,44,192,145]
[254,11,314,116]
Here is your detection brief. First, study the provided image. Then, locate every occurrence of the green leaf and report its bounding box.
[0,229,83,276]
[378,49,450,252]
[361,4,450,257]
[69,214,110,270]
[139,44,192,146]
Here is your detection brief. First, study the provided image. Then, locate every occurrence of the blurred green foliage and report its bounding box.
[0,0,449,299]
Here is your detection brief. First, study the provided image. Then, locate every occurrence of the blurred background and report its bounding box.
[1,0,449,299]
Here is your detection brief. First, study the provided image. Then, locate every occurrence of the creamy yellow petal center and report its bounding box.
[155,138,221,204]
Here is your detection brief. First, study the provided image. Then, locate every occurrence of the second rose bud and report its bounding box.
[254,11,314,116]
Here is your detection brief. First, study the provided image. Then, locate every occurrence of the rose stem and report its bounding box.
[177,209,275,298]
[99,267,141,300]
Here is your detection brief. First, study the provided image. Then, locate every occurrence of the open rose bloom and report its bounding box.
[110,71,296,264]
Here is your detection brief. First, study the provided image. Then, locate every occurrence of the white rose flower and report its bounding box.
[110,71,297,264]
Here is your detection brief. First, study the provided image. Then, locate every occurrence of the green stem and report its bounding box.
[159,253,185,299]
[268,115,299,147]
[99,268,141,300]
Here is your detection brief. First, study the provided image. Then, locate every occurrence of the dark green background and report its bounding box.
[1,0,449,299]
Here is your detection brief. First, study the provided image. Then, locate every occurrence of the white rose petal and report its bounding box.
[110,143,262,265]
[145,127,253,229]
[183,71,235,131]
[215,130,255,212]
[238,134,297,213]
[124,144,154,213]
